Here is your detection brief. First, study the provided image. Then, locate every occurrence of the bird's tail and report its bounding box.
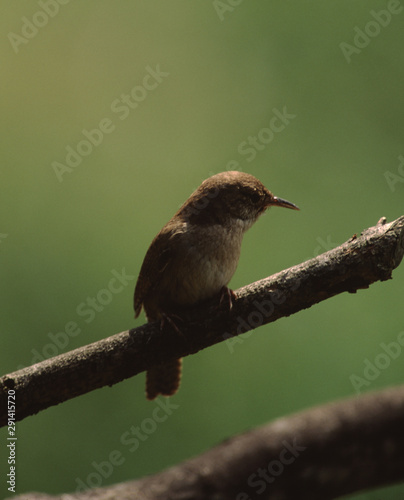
[146,358,182,400]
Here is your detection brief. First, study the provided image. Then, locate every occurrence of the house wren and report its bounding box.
[134,171,299,400]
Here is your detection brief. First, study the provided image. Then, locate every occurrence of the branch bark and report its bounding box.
[9,384,404,500]
[1,216,403,427]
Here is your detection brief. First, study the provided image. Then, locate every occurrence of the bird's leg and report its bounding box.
[159,312,193,349]
[160,312,184,335]
[219,286,236,311]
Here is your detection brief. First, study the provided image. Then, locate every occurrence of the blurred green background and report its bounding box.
[1,1,404,499]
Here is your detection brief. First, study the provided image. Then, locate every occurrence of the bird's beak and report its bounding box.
[270,196,300,211]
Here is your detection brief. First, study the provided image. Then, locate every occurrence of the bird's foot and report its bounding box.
[160,312,192,347]
[219,286,236,311]
[160,312,184,335]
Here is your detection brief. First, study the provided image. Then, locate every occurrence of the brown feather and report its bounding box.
[133,171,299,399]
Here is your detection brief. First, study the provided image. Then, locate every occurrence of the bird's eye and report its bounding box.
[249,190,262,204]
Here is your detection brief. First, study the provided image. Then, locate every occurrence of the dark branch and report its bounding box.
[9,384,404,500]
[1,216,403,427]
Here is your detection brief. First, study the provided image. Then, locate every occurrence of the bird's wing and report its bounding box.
[133,226,174,318]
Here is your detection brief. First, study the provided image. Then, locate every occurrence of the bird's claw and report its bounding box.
[219,286,236,311]
[160,313,185,337]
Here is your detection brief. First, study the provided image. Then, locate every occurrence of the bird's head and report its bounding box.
[180,171,299,229]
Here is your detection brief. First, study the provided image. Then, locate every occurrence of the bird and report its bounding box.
[134,171,299,400]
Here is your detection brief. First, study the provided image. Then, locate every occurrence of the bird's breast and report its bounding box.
[161,222,244,306]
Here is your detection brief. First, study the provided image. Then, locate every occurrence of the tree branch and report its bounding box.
[9,384,404,500]
[1,216,403,427]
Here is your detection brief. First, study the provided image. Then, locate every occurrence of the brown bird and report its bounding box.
[134,171,299,400]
